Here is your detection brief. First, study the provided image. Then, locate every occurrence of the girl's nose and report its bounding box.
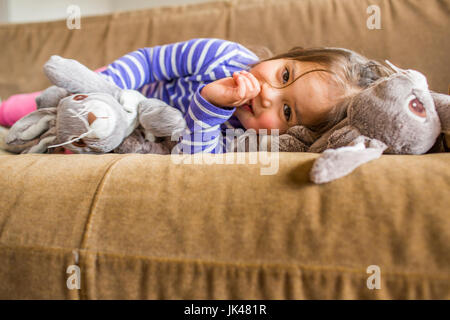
[260,82,279,109]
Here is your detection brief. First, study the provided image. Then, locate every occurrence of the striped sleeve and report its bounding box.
[174,84,235,154]
[99,38,250,90]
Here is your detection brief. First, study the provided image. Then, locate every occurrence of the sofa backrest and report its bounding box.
[0,0,449,97]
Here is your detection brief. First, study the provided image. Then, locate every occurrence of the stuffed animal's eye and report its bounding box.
[73,94,88,101]
[72,139,86,147]
[408,97,426,118]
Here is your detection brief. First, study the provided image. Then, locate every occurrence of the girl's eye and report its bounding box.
[283,104,292,121]
[282,67,290,84]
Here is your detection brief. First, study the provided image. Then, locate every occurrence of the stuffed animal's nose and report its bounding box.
[87,112,97,125]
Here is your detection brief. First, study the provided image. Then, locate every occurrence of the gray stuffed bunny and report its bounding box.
[277,61,450,184]
[5,55,186,154]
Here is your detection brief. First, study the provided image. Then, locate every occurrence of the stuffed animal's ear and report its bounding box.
[277,133,309,152]
[431,92,450,133]
[35,85,70,109]
[43,55,121,97]
[5,108,58,153]
[310,136,387,184]
[276,125,318,152]
[285,125,319,146]
[308,119,359,153]
[326,125,364,150]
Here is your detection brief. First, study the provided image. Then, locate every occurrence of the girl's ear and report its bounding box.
[431,92,450,133]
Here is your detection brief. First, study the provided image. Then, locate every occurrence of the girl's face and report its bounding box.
[234,58,343,134]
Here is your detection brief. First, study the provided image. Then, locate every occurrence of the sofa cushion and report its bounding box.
[0,0,449,98]
[0,152,449,299]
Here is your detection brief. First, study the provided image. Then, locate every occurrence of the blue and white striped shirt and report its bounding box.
[99,38,260,153]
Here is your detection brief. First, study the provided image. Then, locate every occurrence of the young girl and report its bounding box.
[0,38,390,154]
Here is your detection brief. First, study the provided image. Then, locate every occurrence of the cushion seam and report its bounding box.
[79,155,132,249]
[0,244,449,281]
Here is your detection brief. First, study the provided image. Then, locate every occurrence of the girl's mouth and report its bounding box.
[242,101,254,114]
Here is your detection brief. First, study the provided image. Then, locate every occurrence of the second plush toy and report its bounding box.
[277,62,450,184]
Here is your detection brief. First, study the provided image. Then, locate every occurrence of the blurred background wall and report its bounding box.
[0,0,218,23]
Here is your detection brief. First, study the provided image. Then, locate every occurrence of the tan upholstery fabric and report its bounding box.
[0,0,449,98]
[0,0,449,299]
[0,152,449,299]
[0,125,12,154]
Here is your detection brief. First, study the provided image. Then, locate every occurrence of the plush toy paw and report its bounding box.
[119,90,147,113]
[138,98,187,139]
[310,136,387,184]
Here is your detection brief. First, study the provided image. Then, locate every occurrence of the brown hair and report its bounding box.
[255,46,393,134]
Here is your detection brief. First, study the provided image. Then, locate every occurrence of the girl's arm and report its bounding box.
[99,38,257,90]
[174,84,236,154]
[176,70,261,154]
[100,38,259,154]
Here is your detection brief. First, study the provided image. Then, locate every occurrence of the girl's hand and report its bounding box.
[201,70,261,108]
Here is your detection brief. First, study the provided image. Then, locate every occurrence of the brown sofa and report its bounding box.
[0,0,449,299]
